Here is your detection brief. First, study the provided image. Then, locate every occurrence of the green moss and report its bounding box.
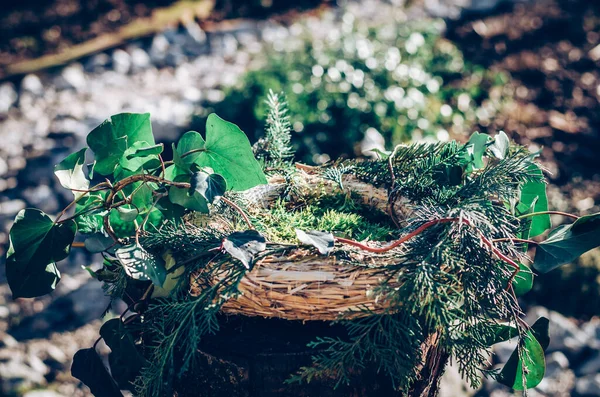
[253,195,396,244]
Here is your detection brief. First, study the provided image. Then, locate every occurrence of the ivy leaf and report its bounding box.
[489,131,509,159]
[100,319,146,389]
[173,114,267,191]
[54,148,90,199]
[119,142,163,172]
[295,229,335,255]
[465,132,489,169]
[172,131,204,172]
[222,230,267,270]
[71,348,123,397]
[517,164,551,237]
[5,209,76,298]
[168,183,209,213]
[533,212,600,273]
[87,113,154,175]
[117,206,139,222]
[498,329,546,390]
[530,316,550,351]
[116,244,167,287]
[189,169,226,204]
[512,263,534,296]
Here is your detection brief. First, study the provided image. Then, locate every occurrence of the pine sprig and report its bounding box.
[254,89,294,167]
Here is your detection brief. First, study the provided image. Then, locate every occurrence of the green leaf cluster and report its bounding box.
[5,111,265,299]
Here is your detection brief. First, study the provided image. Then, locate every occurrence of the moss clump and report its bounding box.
[252,194,397,244]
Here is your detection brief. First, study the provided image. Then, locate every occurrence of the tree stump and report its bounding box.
[173,315,447,397]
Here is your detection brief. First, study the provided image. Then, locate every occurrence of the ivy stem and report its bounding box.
[54,183,109,224]
[221,197,253,229]
[104,174,189,208]
[518,211,579,220]
[71,242,85,248]
[180,148,207,158]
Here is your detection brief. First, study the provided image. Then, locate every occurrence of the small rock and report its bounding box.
[0,156,8,176]
[130,47,151,71]
[21,74,44,96]
[0,358,47,391]
[0,199,26,216]
[575,374,600,396]
[546,351,570,378]
[0,332,18,348]
[57,64,86,91]
[578,352,600,376]
[23,390,66,397]
[44,345,68,365]
[0,82,18,114]
[150,34,170,64]
[84,52,111,73]
[112,49,131,74]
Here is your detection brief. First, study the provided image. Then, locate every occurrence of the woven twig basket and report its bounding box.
[190,171,409,322]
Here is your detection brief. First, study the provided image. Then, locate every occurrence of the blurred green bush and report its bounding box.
[203,15,510,163]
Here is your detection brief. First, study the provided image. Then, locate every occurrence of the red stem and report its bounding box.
[336,217,521,289]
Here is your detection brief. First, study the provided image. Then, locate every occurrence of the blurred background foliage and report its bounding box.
[201,16,509,163]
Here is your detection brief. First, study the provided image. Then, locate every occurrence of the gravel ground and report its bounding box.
[0,1,598,396]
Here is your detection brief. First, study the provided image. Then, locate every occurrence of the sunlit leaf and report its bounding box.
[172,114,267,191]
[465,132,489,169]
[517,164,551,237]
[87,113,154,175]
[489,131,509,160]
[54,148,90,198]
[222,230,267,270]
[295,229,335,255]
[116,244,167,287]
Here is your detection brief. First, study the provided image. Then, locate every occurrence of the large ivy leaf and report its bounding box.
[54,148,90,198]
[517,164,551,237]
[100,319,146,389]
[499,317,549,390]
[512,263,534,296]
[5,209,76,298]
[71,348,123,397]
[87,113,154,175]
[533,212,600,273]
[116,244,167,287]
[295,229,335,255]
[189,169,226,203]
[172,114,267,191]
[222,230,267,270]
